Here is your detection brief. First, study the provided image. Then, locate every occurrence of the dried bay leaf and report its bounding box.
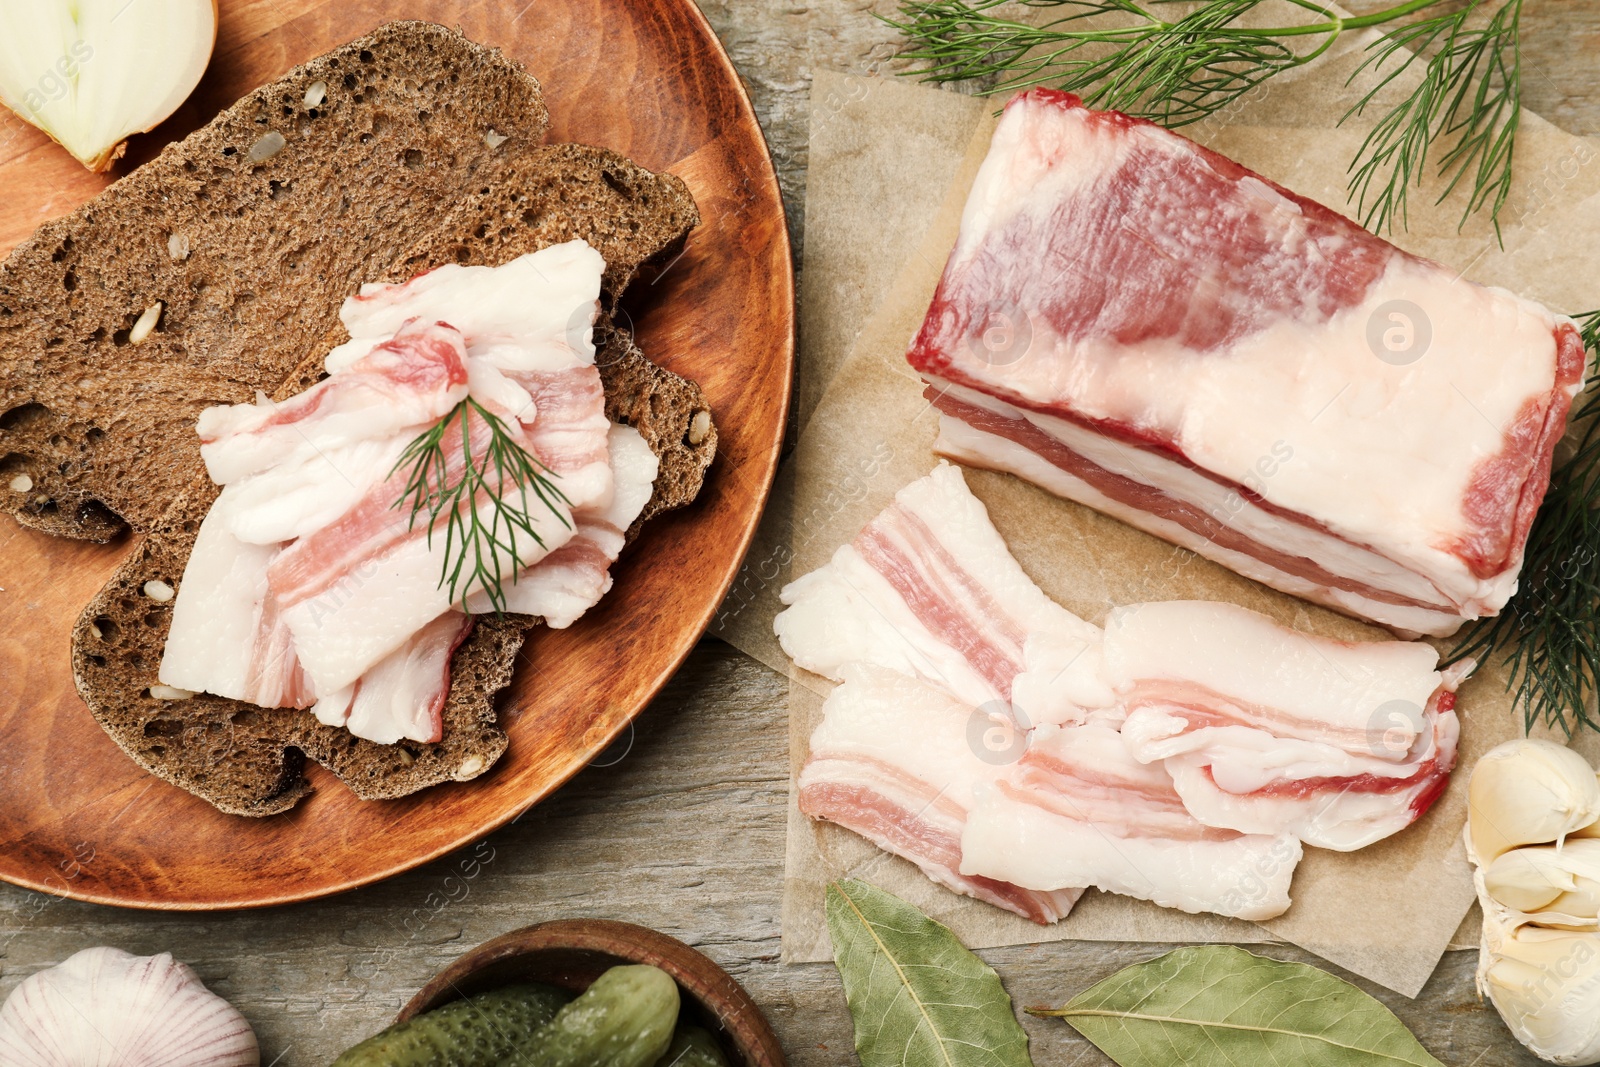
[1035,945,1445,1066]
[826,879,1032,1067]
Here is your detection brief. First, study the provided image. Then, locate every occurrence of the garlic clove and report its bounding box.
[1486,846,1583,912]
[1551,884,1600,924]
[1525,910,1600,934]
[1575,780,1600,840]
[1536,841,1600,922]
[1485,839,1600,916]
[0,0,217,173]
[0,946,259,1066]
[1480,919,1600,1066]
[1468,739,1600,865]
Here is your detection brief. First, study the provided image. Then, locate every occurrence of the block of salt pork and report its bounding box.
[1104,600,1462,852]
[908,87,1586,638]
[774,460,1115,727]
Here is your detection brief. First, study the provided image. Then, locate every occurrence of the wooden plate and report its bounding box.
[0,0,792,908]
[398,920,787,1067]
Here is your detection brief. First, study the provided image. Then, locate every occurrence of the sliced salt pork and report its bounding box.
[909,88,1586,638]
[1102,600,1461,851]
[798,663,1081,924]
[312,610,473,744]
[158,486,313,709]
[198,318,470,488]
[775,461,1113,726]
[160,244,618,743]
[463,423,660,626]
[960,721,1302,921]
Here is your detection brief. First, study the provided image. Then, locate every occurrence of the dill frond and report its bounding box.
[887,0,1525,231]
[1343,0,1523,239]
[391,398,571,615]
[1452,311,1600,736]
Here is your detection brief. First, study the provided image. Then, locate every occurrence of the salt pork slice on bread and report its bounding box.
[910,87,1586,638]
[159,246,620,737]
[0,23,718,815]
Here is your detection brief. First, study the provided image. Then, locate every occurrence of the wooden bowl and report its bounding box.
[398,920,787,1067]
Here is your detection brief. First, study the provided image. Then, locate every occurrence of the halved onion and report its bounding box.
[0,0,217,172]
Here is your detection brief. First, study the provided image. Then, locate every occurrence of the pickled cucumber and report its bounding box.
[331,982,571,1067]
[653,1024,730,1067]
[527,964,680,1067]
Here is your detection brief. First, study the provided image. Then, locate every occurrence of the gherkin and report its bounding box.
[331,983,572,1067]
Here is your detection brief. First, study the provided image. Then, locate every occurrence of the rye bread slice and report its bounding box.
[54,62,716,813]
[390,141,702,304]
[0,21,549,543]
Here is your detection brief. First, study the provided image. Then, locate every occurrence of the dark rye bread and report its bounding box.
[390,141,702,305]
[50,37,717,814]
[0,21,549,542]
[596,318,718,534]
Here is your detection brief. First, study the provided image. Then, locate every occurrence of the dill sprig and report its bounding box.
[1453,310,1600,737]
[391,398,570,615]
[1344,0,1523,238]
[886,0,1525,230]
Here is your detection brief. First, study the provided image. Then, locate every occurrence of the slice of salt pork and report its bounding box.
[959,720,1302,921]
[798,663,1082,924]
[1103,600,1462,851]
[775,460,1113,727]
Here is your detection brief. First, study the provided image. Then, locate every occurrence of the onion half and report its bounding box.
[0,0,218,172]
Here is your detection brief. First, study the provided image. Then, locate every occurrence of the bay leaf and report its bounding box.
[1035,945,1444,1066]
[825,879,1032,1067]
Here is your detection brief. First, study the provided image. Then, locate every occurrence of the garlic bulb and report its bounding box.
[1468,740,1600,1065]
[0,946,259,1066]
[1467,739,1600,864]
[1480,920,1600,1066]
[0,0,217,172]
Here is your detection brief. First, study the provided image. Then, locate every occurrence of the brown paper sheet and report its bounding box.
[717,26,1600,996]
[796,76,989,432]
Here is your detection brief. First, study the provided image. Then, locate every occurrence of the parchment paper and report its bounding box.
[716,18,1600,997]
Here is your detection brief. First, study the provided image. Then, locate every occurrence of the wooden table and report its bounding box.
[2,2,1597,1064]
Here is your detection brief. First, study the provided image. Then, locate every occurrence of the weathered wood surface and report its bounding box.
[3,1,1598,1064]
